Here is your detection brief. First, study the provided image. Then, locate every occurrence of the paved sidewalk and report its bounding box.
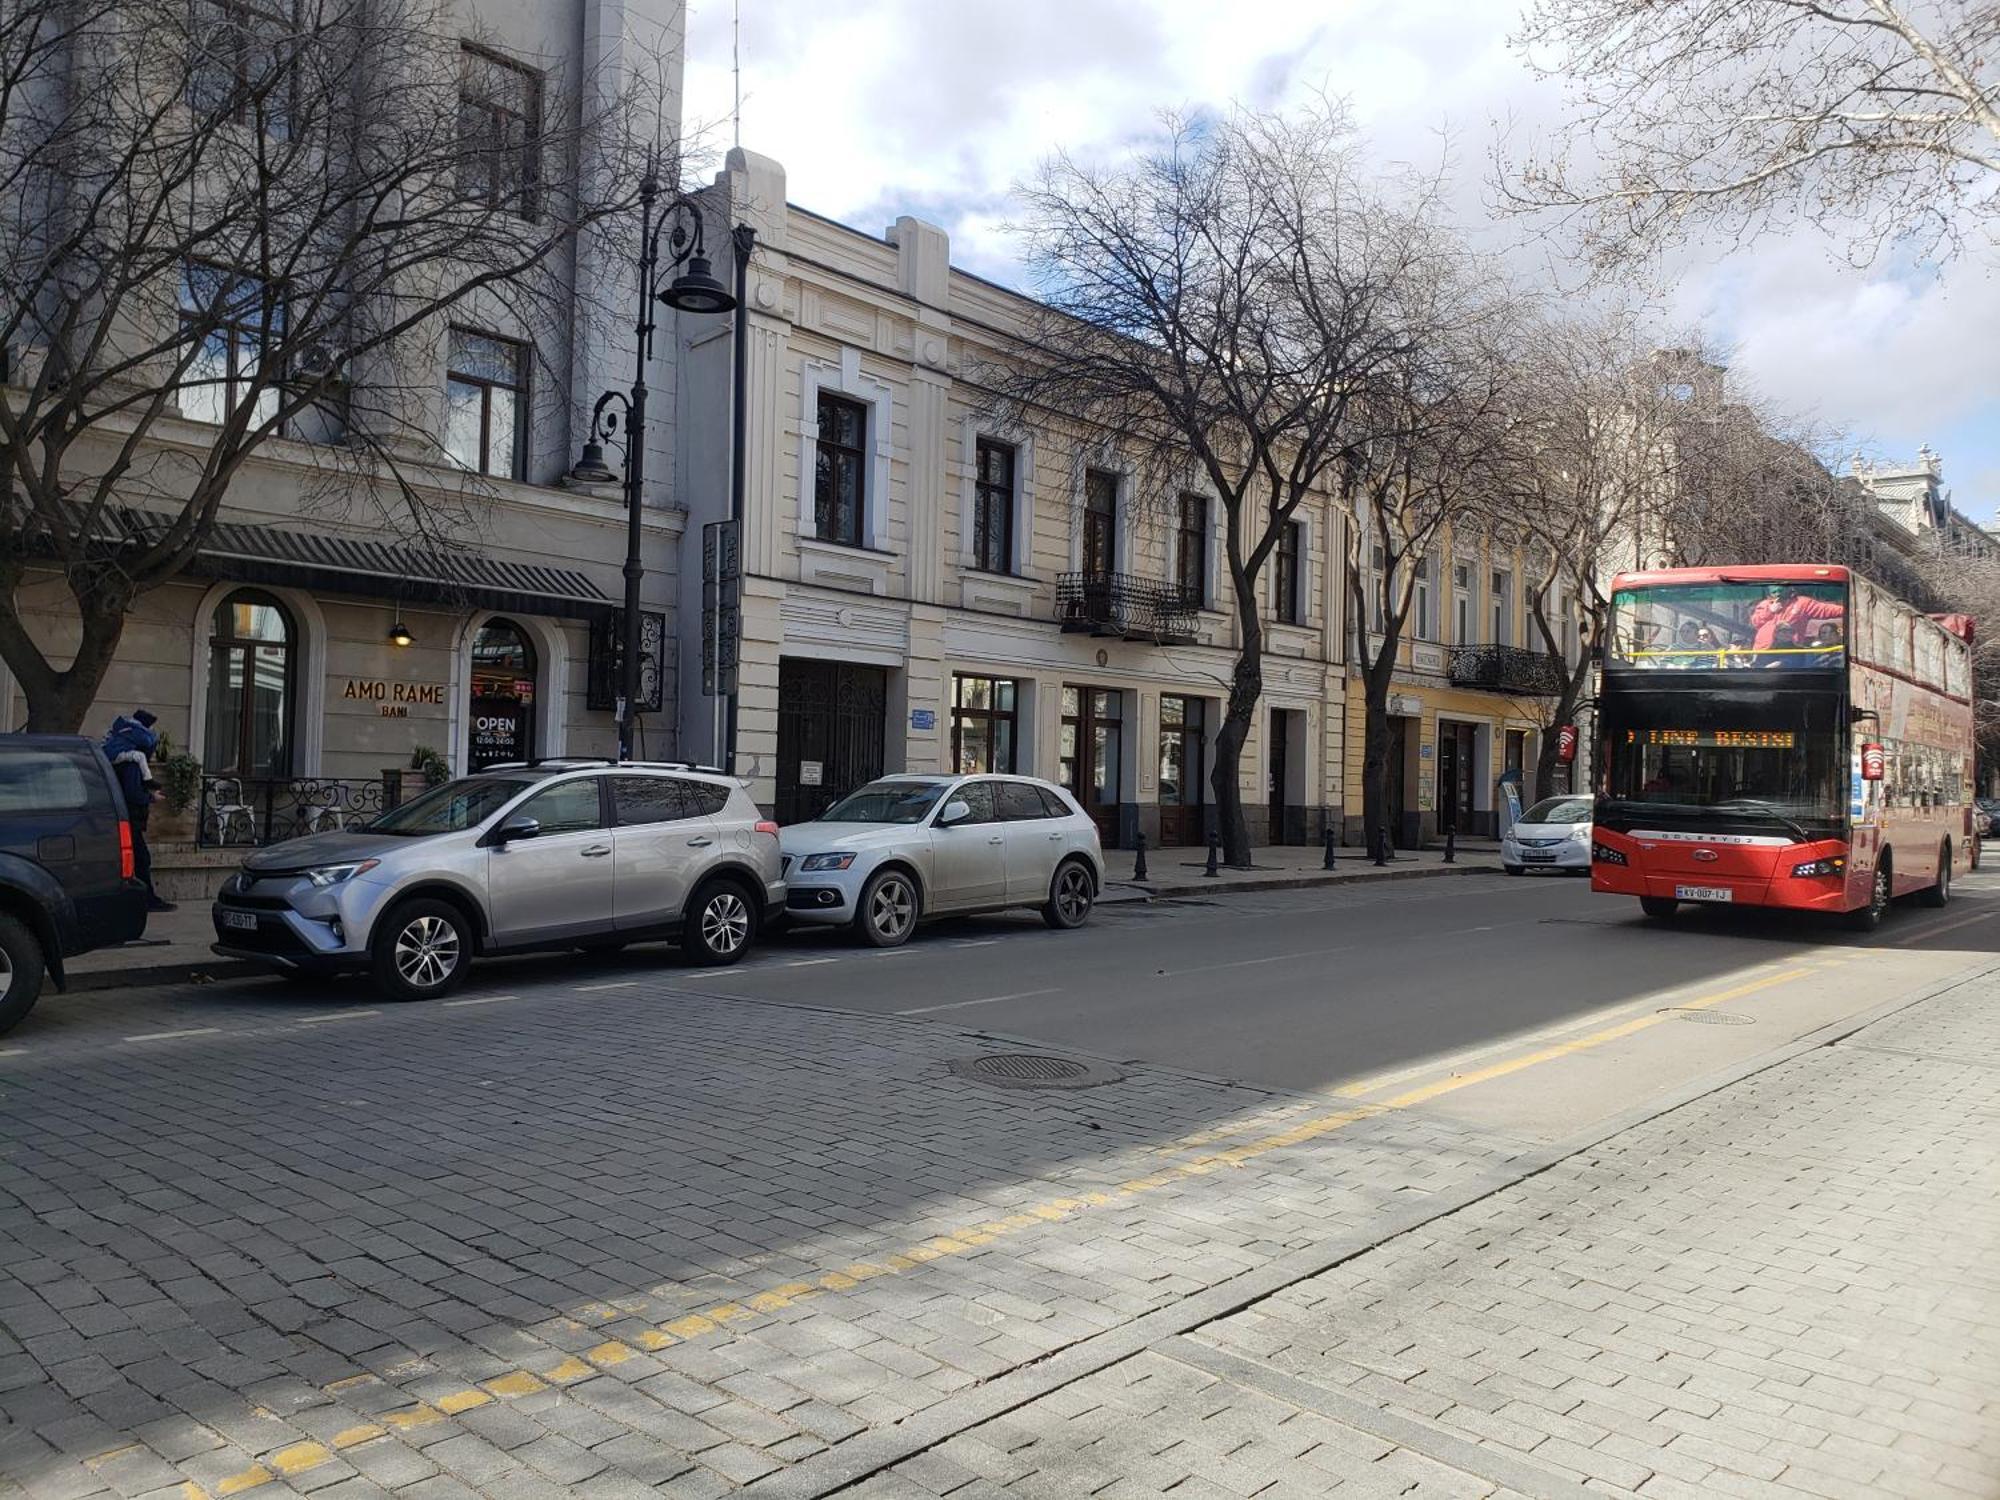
[63,842,1511,988]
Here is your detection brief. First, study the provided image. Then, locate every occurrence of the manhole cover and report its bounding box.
[1658,1008,1755,1025]
[948,1053,1125,1090]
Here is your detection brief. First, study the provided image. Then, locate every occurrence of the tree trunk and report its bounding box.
[1532,652,1593,798]
[1211,580,1265,868]
[1358,648,1401,860]
[6,588,133,735]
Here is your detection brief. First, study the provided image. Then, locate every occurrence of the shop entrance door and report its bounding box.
[776,659,887,825]
[1060,686,1124,846]
[1266,708,1296,844]
[1385,716,1410,848]
[1437,721,1477,834]
[1158,695,1206,846]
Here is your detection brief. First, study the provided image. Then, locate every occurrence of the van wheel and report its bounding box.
[1919,843,1951,908]
[1043,860,1096,930]
[370,899,471,1000]
[1846,858,1892,932]
[1639,896,1677,919]
[683,882,756,966]
[0,913,47,1036]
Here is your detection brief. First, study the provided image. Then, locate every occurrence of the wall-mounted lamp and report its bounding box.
[388,621,415,648]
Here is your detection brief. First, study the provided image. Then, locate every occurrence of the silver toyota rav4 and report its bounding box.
[211,761,784,999]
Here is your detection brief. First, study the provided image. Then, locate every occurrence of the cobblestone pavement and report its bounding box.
[860,970,2000,1499]
[2,953,1994,1500]
[0,968,1533,1500]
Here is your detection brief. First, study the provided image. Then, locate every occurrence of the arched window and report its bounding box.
[206,590,295,777]
[468,617,537,769]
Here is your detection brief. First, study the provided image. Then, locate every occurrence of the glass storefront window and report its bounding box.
[1610,581,1847,668]
[469,617,536,769]
[206,589,294,777]
[952,674,1017,774]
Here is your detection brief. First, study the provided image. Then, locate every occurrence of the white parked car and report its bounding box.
[1502,794,1593,875]
[779,774,1105,947]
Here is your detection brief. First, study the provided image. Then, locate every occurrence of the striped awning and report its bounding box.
[29,507,614,621]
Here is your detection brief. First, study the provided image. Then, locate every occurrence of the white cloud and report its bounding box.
[683,0,1998,494]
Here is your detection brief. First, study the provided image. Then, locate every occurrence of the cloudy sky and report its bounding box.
[682,0,2000,519]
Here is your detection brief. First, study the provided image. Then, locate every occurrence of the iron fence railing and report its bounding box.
[195,775,399,847]
[1056,572,1200,643]
[1446,644,1568,695]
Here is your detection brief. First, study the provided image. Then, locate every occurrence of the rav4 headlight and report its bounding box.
[304,859,379,888]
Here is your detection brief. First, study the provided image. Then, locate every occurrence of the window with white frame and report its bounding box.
[1453,562,1473,644]
[179,262,283,428]
[1414,555,1437,641]
[189,0,298,134]
[973,438,1016,573]
[814,392,868,546]
[1176,493,1208,604]
[445,329,529,479]
[1490,567,1513,647]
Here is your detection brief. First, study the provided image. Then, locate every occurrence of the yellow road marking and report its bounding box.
[268,1443,334,1477]
[587,1341,636,1367]
[325,1373,377,1394]
[331,1425,382,1449]
[482,1370,546,1398]
[381,1404,445,1432]
[214,1468,271,1495]
[544,1357,594,1383]
[436,1388,492,1414]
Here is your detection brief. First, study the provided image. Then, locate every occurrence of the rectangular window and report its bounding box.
[179,263,283,428]
[1083,469,1118,578]
[973,438,1015,574]
[458,43,543,220]
[1176,493,1208,604]
[814,392,867,546]
[1275,521,1302,624]
[189,0,297,132]
[1370,544,1391,633]
[1453,562,1473,644]
[445,328,528,479]
[1414,556,1437,641]
[1491,568,1513,647]
[952,675,1018,775]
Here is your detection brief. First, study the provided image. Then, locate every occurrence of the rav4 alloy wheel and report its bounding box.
[684,883,755,966]
[370,899,471,1000]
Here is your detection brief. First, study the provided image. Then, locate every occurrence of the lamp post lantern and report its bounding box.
[572,164,739,761]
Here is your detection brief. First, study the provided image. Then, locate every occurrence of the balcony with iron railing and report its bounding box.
[1055,572,1200,644]
[1446,644,1568,695]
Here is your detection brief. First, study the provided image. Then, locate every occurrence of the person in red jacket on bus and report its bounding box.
[1747,584,1844,650]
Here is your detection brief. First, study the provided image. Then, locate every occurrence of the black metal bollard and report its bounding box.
[1204,829,1220,877]
[1322,822,1337,870]
[1443,824,1456,864]
[1373,826,1389,866]
[1133,830,1149,883]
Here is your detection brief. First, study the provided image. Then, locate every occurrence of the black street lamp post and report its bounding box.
[571,165,737,761]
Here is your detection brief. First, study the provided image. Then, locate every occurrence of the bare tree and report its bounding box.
[0,0,660,731]
[993,103,1460,864]
[1487,319,1702,794]
[1506,0,2000,268]
[1341,282,1515,860]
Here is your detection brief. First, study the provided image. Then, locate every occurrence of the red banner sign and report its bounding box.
[1556,724,1578,764]
[1861,742,1885,781]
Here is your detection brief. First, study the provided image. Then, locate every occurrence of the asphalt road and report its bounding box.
[18,868,2000,1144]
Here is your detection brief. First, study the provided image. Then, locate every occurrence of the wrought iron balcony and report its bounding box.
[1446,644,1568,695]
[1056,572,1199,644]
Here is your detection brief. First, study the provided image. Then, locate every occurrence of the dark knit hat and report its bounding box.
[132,708,158,728]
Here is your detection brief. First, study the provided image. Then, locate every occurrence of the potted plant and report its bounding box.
[151,735,204,842]
[411,744,450,788]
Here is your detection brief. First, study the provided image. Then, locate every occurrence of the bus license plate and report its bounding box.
[222,911,258,931]
[1675,885,1733,903]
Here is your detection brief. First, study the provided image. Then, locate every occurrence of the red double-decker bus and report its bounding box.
[1591,564,1974,931]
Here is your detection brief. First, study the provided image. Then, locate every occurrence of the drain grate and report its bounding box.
[948,1053,1125,1090]
[1658,1007,1755,1025]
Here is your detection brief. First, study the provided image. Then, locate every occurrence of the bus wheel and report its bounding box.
[1639,896,1677,919]
[1919,842,1951,908]
[1846,858,1892,932]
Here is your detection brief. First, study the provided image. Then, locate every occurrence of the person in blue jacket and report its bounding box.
[101,709,175,912]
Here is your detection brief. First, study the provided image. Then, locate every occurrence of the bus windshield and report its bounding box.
[1602,728,1846,834]
[1610,581,1847,669]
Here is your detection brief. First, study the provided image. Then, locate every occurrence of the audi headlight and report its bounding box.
[1791,857,1845,878]
[799,852,857,872]
[1592,843,1627,866]
[304,859,379,888]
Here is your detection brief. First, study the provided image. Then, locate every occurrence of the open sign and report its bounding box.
[1861,742,1885,781]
